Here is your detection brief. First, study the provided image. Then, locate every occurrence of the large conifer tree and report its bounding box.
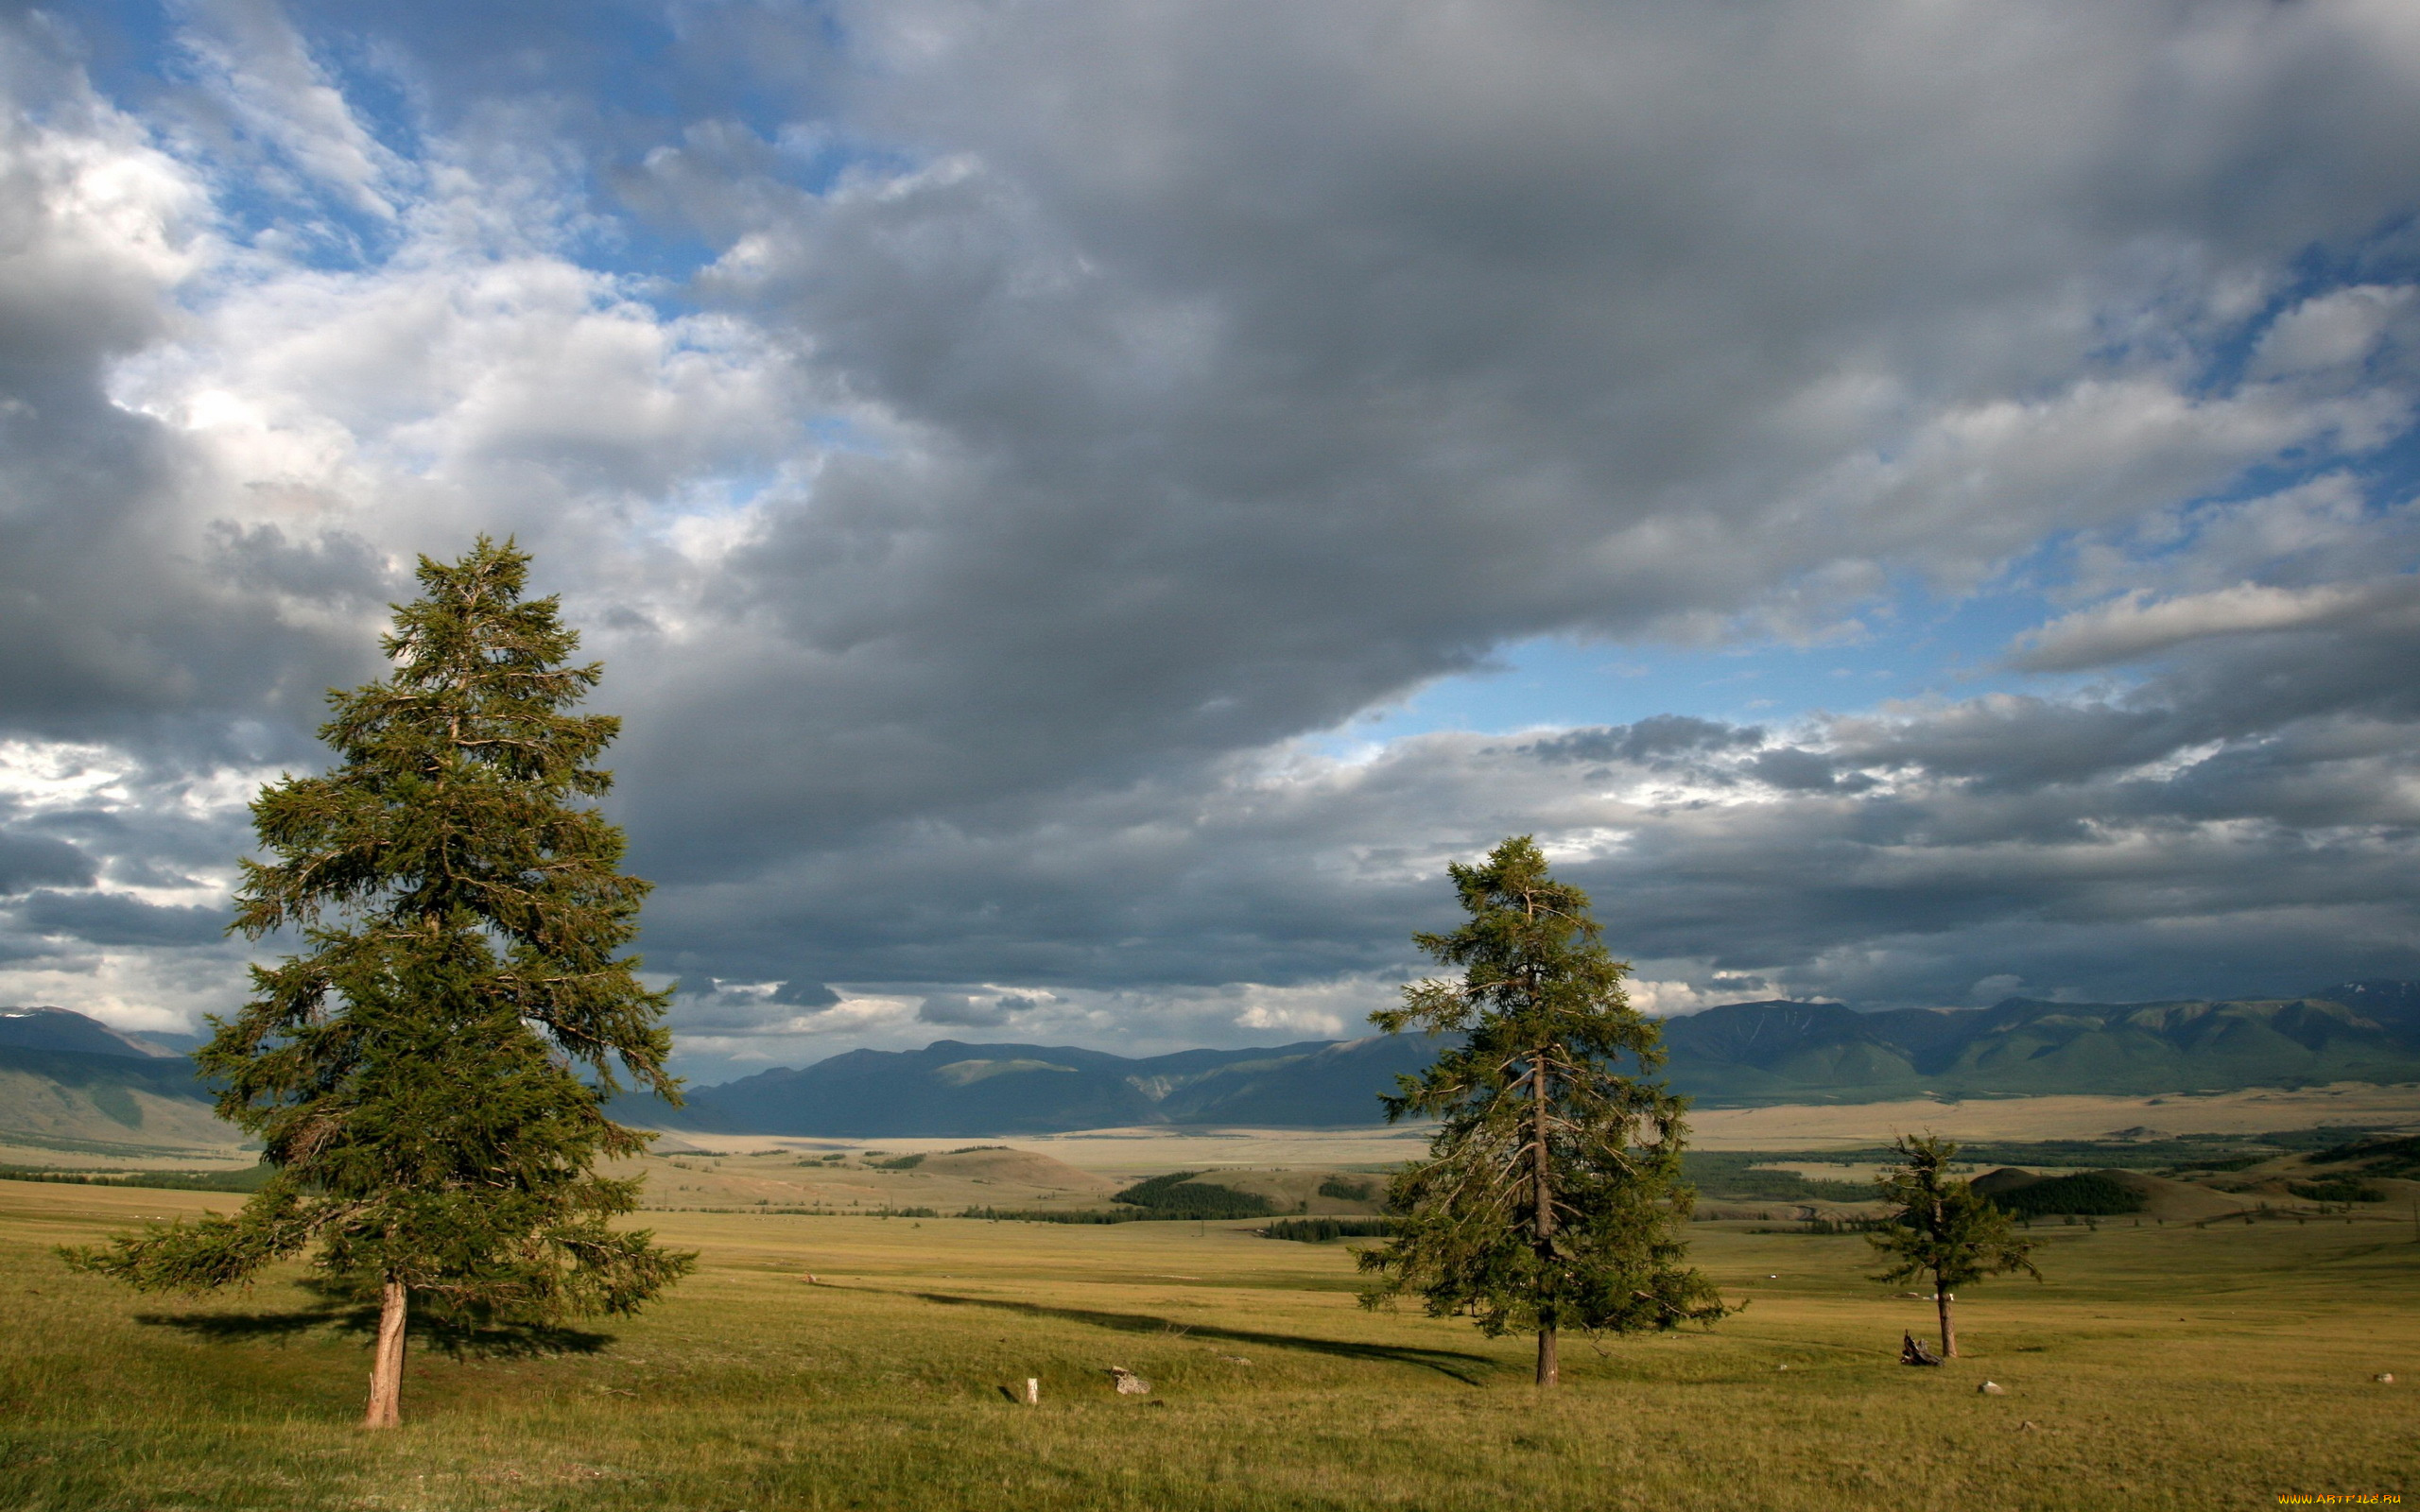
[70,539,690,1427]
[1358,835,1724,1384]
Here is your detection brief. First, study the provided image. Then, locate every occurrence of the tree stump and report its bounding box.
[1900,1332,1944,1366]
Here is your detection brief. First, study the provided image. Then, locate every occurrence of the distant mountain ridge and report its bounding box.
[10,987,2420,1145]
[0,1006,188,1059]
[648,981,2420,1134]
[654,1035,1443,1137]
[0,1006,228,1150]
[1656,983,2420,1104]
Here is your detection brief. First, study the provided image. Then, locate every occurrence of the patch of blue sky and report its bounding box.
[804,412,884,456]
[202,168,406,273]
[2348,417,2420,516]
[42,0,179,114]
[1315,582,2092,757]
[602,125,906,298]
[69,2,872,285]
[303,25,426,171]
[584,216,728,299]
[2187,222,2420,400]
[2097,431,2420,590]
[1330,421,2420,761]
[82,5,420,274]
[301,0,872,262]
[653,467,787,521]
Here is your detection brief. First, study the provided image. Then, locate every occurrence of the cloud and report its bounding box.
[916,991,1043,1027]
[1748,747,1850,794]
[1,3,2419,1063]
[1524,717,1764,766]
[583,0,2420,905]
[2249,285,2415,380]
[2010,579,2412,671]
[13,889,228,947]
[170,0,407,224]
[0,833,96,896]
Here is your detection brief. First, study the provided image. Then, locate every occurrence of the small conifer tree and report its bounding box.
[67,539,691,1427]
[1869,1132,2038,1358]
[1357,835,1725,1384]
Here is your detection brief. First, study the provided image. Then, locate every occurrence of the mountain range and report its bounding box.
[0,1007,233,1151]
[1656,983,2420,1103]
[651,1034,1445,1138]
[648,980,2420,1135]
[8,983,2419,1145]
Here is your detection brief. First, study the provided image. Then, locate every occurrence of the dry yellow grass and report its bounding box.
[1682,1081,2420,1148]
[4,1174,2415,1510]
[617,1143,1123,1212]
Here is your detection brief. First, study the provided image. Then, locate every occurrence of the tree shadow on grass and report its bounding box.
[906,1290,1498,1384]
[133,1307,344,1342]
[132,1304,612,1358]
[414,1317,615,1359]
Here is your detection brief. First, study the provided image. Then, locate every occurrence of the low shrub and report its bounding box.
[1262,1217,1398,1242]
[1989,1171,2145,1218]
[1681,1152,1871,1203]
[2308,1134,2420,1180]
[2288,1177,2383,1204]
[1111,1172,1276,1219]
[1789,1214,1890,1235]
[0,1165,271,1193]
[2164,1155,2266,1175]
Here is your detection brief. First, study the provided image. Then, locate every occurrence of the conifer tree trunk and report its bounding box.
[1532,1043,1559,1387]
[364,1280,408,1429]
[1935,1266,1957,1359]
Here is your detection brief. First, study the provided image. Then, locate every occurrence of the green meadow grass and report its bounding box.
[1,1181,2412,1511]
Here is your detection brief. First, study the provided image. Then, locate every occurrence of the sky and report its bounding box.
[2,0,2419,1082]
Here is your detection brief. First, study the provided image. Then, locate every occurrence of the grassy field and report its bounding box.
[1677,1081,2420,1148]
[3,1179,2414,1511]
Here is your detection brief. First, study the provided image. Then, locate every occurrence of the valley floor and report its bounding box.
[2,1179,2413,1511]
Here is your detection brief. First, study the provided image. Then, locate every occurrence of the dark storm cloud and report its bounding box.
[916,991,1043,1027]
[14,889,228,946]
[1747,748,1848,794]
[0,833,95,895]
[1524,717,1764,767]
[632,576,2420,1022]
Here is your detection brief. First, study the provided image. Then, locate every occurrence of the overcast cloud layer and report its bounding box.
[3,0,2418,1077]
